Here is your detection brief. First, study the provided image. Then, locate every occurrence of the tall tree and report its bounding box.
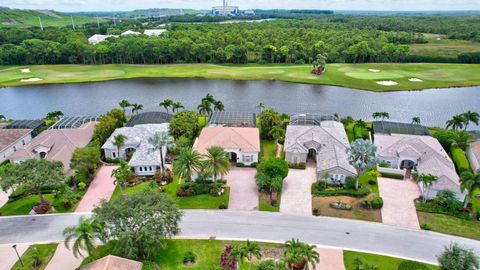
[461,111,480,131]
[372,112,382,120]
[213,100,225,112]
[118,100,131,112]
[159,99,174,113]
[112,134,127,159]
[411,117,421,125]
[131,103,143,115]
[173,147,203,182]
[148,131,175,173]
[446,115,466,131]
[169,110,199,141]
[460,170,480,209]
[416,173,439,203]
[268,126,286,145]
[63,217,104,258]
[243,240,262,270]
[255,158,289,205]
[93,190,182,259]
[438,243,479,270]
[451,131,472,150]
[0,114,5,121]
[197,99,212,117]
[111,160,132,192]
[0,159,65,206]
[284,239,320,270]
[70,145,101,178]
[203,146,231,181]
[171,101,185,112]
[347,139,380,190]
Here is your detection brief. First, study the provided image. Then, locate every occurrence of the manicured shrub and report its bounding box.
[450,146,471,173]
[288,162,306,169]
[236,162,245,167]
[420,223,431,230]
[183,251,197,264]
[77,182,86,190]
[398,260,429,270]
[312,186,370,198]
[353,125,365,140]
[345,176,357,190]
[368,179,377,185]
[380,172,404,179]
[313,208,321,216]
[218,203,228,209]
[105,157,121,164]
[361,196,383,209]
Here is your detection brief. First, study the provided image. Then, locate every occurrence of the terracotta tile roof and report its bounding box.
[193,127,260,154]
[80,255,142,270]
[9,122,95,171]
[0,129,32,151]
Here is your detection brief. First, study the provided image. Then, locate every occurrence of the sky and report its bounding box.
[1,0,480,12]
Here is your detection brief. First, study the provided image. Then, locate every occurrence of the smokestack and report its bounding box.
[223,0,226,12]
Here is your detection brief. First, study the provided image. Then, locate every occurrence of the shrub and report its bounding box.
[77,182,86,190]
[72,169,90,185]
[353,125,365,140]
[105,157,121,164]
[368,179,377,185]
[236,162,245,167]
[420,223,431,230]
[378,160,390,168]
[345,176,357,190]
[219,203,228,209]
[210,184,223,196]
[312,185,370,198]
[398,260,429,270]
[193,183,211,195]
[312,208,321,216]
[183,251,197,264]
[380,172,404,179]
[450,146,471,173]
[361,196,383,209]
[288,162,306,169]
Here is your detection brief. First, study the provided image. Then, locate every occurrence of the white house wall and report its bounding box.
[285,152,307,164]
[1,133,32,164]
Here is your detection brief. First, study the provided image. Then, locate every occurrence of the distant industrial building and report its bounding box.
[212,0,240,16]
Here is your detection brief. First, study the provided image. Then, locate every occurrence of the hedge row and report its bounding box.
[379,172,404,180]
[312,184,370,198]
[288,163,306,169]
[450,146,472,173]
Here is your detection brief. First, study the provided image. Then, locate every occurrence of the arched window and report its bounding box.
[39,152,47,159]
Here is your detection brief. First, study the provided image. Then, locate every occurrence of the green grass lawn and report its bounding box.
[0,189,86,216]
[0,9,101,28]
[470,188,480,213]
[11,243,58,270]
[344,250,439,270]
[261,140,277,161]
[82,239,276,270]
[110,179,229,209]
[417,212,480,240]
[258,192,281,212]
[2,63,480,91]
[409,39,480,57]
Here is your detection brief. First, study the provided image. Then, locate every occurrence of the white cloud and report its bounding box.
[1,0,479,11]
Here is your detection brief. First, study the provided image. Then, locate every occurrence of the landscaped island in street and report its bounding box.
[1,63,480,91]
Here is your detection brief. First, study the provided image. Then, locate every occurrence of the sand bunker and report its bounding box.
[368,69,381,73]
[20,78,43,82]
[376,80,398,86]
[408,78,423,82]
[20,68,30,73]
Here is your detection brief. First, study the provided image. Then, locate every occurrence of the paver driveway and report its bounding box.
[378,177,421,229]
[226,167,258,210]
[75,165,118,212]
[280,162,317,216]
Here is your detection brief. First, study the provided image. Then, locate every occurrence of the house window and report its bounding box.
[13,146,16,152]
[293,156,298,163]
[112,152,116,158]
[22,140,25,146]
[139,167,143,172]
[149,166,152,171]
[39,152,47,159]
[244,155,252,162]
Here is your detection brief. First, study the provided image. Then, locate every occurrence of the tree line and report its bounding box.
[1,14,479,65]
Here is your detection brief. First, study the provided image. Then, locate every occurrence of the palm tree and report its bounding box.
[214,100,225,112]
[416,173,438,203]
[230,245,248,270]
[148,131,175,173]
[257,102,265,113]
[171,101,185,112]
[197,99,212,117]
[446,114,465,131]
[284,239,320,270]
[461,111,480,130]
[118,100,131,112]
[269,126,286,145]
[411,117,421,125]
[0,114,5,121]
[112,134,127,159]
[355,119,367,128]
[63,216,104,258]
[111,160,132,192]
[204,93,216,103]
[243,240,262,270]
[460,170,480,209]
[173,147,203,182]
[381,112,390,120]
[131,103,143,115]
[204,146,231,181]
[347,139,380,190]
[451,131,472,150]
[372,112,382,120]
[159,99,174,113]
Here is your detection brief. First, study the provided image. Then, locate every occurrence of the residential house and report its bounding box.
[9,122,95,172]
[193,126,260,166]
[284,118,357,184]
[102,124,170,176]
[144,29,167,36]
[80,255,142,270]
[374,124,466,201]
[0,128,33,163]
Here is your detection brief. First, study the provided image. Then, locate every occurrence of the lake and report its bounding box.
[1,78,479,129]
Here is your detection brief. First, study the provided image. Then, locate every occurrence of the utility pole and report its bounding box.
[38,16,44,31]
[12,245,24,267]
[71,16,76,30]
